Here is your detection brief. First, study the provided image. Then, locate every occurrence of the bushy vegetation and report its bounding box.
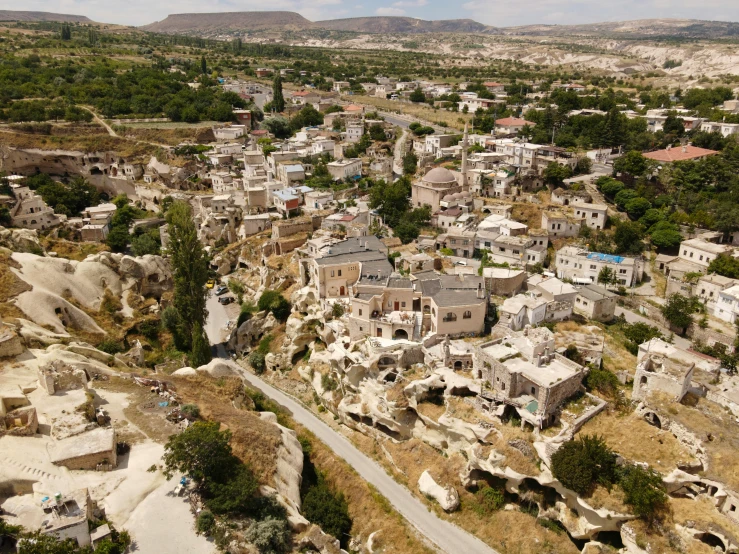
[471,485,506,515]
[257,290,292,321]
[551,434,616,495]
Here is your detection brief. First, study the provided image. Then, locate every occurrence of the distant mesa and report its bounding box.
[141,11,314,33]
[0,10,91,23]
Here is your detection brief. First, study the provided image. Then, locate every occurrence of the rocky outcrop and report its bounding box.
[418,470,460,512]
[0,227,41,253]
[228,311,278,353]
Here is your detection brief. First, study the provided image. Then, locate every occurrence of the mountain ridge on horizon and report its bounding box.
[3,8,739,39]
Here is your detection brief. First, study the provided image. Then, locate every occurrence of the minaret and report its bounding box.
[461,122,469,189]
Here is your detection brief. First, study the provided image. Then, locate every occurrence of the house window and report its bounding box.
[331,270,335,277]
[463,310,472,319]
[444,312,457,322]
[531,387,536,395]
[338,269,342,277]
[401,302,406,307]
[359,309,362,316]
[590,265,596,270]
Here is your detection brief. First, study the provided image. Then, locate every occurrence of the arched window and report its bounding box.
[463,310,472,319]
[444,312,457,322]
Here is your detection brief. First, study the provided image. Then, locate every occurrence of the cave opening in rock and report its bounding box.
[291,347,309,365]
[643,411,662,429]
[374,421,404,441]
[696,532,726,551]
[383,372,398,383]
[448,385,475,397]
[594,531,624,549]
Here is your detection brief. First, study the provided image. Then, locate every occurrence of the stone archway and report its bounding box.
[393,329,408,340]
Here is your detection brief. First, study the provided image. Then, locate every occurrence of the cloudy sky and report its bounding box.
[11,0,739,27]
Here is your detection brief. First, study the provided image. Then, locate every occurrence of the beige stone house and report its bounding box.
[307,236,391,299]
[475,326,586,428]
[10,185,61,231]
[347,271,486,341]
[574,284,617,321]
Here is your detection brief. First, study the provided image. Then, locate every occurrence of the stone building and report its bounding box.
[10,185,61,231]
[50,427,117,470]
[347,272,487,341]
[633,338,695,402]
[482,267,527,297]
[555,246,644,286]
[475,326,586,428]
[412,167,465,213]
[574,284,617,321]
[0,406,38,437]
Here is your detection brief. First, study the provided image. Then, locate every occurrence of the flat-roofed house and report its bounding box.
[556,246,644,286]
[475,326,586,428]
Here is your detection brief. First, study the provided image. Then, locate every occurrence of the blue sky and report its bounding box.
[9,0,739,28]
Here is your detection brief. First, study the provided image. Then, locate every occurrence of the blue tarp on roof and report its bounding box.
[587,252,625,264]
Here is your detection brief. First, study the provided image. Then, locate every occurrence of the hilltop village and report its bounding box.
[3,17,739,554]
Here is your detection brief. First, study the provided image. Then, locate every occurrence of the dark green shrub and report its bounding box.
[473,485,505,515]
[551,435,616,495]
[249,351,267,374]
[196,510,215,535]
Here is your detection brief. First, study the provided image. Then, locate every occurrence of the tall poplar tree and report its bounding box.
[272,75,285,113]
[165,201,211,364]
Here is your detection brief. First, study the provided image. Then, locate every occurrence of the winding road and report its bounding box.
[234,367,499,554]
[204,304,497,554]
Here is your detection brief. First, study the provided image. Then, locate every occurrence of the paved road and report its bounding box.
[205,291,235,354]
[233,367,499,554]
[615,306,692,350]
[393,128,408,176]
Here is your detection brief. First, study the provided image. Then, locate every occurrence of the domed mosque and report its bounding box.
[411,124,470,212]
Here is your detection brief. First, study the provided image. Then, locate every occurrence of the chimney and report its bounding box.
[666,144,671,151]
[682,145,687,153]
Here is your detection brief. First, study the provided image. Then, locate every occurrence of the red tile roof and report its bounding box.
[495,117,535,127]
[344,104,363,112]
[292,90,315,97]
[643,145,719,163]
[483,82,504,87]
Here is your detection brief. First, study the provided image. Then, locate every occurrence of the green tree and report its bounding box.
[649,221,683,250]
[200,56,207,75]
[272,75,285,113]
[368,123,387,141]
[613,151,652,184]
[597,266,615,286]
[409,87,426,102]
[130,233,160,256]
[167,201,210,352]
[625,197,652,220]
[402,152,418,175]
[196,511,216,536]
[302,476,352,544]
[205,464,260,515]
[613,220,644,254]
[249,351,267,374]
[618,464,668,521]
[661,293,701,334]
[263,116,291,139]
[258,290,292,321]
[542,162,573,187]
[708,254,739,279]
[551,435,616,495]
[190,322,212,367]
[106,225,130,253]
[162,421,236,485]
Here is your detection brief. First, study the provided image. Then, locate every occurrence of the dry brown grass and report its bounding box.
[415,400,446,421]
[577,410,695,474]
[172,374,282,484]
[299,430,436,554]
[647,391,739,489]
[585,484,629,513]
[113,125,214,146]
[0,130,159,160]
[671,496,739,547]
[512,202,546,230]
[0,251,31,321]
[41,238,109,261]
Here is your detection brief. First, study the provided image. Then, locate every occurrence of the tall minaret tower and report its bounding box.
[461,122,469,189]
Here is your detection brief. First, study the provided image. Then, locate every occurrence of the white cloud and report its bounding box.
[375,6,405,15]
[392,0,427,7]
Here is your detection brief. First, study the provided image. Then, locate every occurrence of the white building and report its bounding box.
[327,158,362,181]
[716,284,739,324]
[345,123,364,143]
[678,238,733,268]
[9,185,61,231]
[572,202,608,230]
[555,246,644,286]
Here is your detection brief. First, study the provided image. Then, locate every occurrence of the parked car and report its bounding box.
[454,260,467,266]
[206,279,216,289]
[218,296,233,305]
[215,285,228,296]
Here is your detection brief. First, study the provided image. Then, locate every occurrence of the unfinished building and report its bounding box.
[474,326,586,428]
